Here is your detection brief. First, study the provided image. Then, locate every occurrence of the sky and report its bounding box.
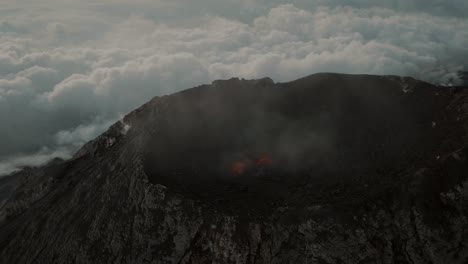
[0,0,467,176]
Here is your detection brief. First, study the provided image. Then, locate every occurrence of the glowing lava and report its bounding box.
[230,151,272,175]
[230,161,246,175]
[256,156,272,167]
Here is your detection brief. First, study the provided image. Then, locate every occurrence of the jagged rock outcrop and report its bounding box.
[1,73,468,263]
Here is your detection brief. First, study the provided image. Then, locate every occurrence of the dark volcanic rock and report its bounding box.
[1,73,468,263]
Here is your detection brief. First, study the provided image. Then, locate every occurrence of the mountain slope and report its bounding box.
[1,73,468,263]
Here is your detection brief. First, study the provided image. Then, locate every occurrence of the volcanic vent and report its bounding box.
[141,74,465,213]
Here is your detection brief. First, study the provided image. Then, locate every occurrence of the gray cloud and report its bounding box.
[0,1,467,175]
[0,147,72,176]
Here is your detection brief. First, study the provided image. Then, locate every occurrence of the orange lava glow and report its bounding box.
[230,152,272,175]
[230,161,246,174]
[256,156,272,167]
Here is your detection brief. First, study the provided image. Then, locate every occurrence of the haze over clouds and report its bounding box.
[0,0,467,175]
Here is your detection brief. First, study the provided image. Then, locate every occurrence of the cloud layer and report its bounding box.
[0,1,467,175]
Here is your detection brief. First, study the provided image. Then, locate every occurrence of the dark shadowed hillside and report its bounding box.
[1,73,468,263]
